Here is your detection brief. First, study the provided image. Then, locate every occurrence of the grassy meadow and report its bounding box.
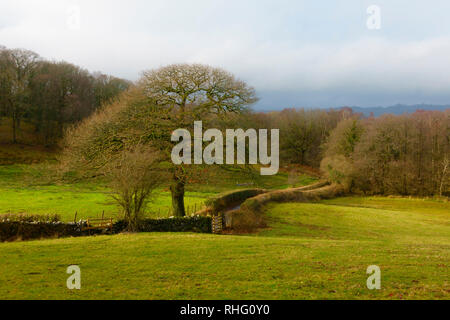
[0,162,316,220]
[0,143,448,300]
[0,195,448,299]
[0,164,213,220]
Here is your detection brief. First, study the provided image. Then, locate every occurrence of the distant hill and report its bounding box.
[345,104,450,117]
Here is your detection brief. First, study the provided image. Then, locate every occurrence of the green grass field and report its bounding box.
[0,164,213,220]
[0,163,313,221]
[0,197,448,300]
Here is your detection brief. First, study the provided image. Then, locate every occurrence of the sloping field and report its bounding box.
[0,197,448,300]
[0,164,296,221]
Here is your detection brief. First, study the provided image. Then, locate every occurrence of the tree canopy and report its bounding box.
[62,63,258,217]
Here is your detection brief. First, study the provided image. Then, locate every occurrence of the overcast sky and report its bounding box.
[1,0,450,110]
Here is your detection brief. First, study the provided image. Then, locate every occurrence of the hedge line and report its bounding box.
[113,216,212,234]
[226,183,345,232]
[0,216,213,242]
[241,182,340,212]
[0,221,83,242]
[205,189,267,214]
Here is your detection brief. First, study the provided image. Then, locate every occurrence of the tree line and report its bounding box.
[0,46,130,145]
[221,107,449,196]
[321,111,450,196]
[246,107,353,168]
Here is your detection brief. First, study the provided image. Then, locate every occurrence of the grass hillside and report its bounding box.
[259,197,449,241]
[0,197,448,300]
[0,164,313,220]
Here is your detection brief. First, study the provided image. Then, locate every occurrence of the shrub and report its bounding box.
[224,209,266,233]
[113,216,212,234]
[0,221,82,242]
[104,145,165,232]
[205,189,266,214]
[1,214,213,242]
[240,183,345,212]
[320,155,354,190]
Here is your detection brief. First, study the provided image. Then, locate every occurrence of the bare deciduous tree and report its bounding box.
[140,64,258,216]
[62,64,257,218]
[64,64,257,217]
[104,145,164,232]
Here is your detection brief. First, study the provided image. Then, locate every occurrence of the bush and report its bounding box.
[320,155,354,190]
[224,208,266,233]
[240,183,344,212]
[205,189,266,214]
[113,216,212,234]
[0,214,213,242]
[0,221,83,242]
[104,145,165,232]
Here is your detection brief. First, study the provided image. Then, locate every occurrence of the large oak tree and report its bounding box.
[62,64,258,217]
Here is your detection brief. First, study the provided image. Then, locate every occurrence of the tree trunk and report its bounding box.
[439,158,448,197]
[170,179,186,217]
[11,116,17,144]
